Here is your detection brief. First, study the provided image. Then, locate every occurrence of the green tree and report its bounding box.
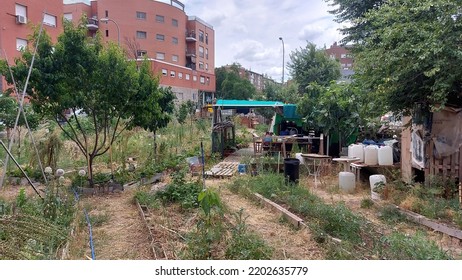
[287,42,341,93]
[326,0,385,44]
[215,63,257,100]
[355,0,462,113]
[1,20,167,186]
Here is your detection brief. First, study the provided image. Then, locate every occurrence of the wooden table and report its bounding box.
[301,153,331,187]
[332,157,361,172]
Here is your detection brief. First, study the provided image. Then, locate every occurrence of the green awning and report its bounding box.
[213,99,285,109]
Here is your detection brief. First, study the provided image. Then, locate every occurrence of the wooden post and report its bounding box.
[459,181,461,210]
[319,133,324,155]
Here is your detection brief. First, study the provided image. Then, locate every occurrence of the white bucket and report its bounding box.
[339,172,355,193]
[369,174,386,200]
[378,146,393,166]
[364,145,379,165]
[348,144,364,162]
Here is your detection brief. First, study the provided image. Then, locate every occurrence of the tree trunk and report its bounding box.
[152,130,157,162]
[88,154,94,187]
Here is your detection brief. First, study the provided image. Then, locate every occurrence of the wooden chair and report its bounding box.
[253,137,263,156]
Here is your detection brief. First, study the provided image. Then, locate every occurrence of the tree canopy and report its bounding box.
[215,63,257,100]
[287,42,341,93]
[354,0,462,113]
[0,20,173,185]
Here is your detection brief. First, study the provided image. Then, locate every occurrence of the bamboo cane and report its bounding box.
[459,182,461,210]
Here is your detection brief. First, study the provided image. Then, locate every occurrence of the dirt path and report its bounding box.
[68,189,153,260]
[210,179,325,260]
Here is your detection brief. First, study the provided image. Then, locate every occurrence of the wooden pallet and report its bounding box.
[205,162,240,178]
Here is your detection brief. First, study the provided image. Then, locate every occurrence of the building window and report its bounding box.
[162,69,167,76]
[200,76,205,84]
[15,4,27,18]
[137,50,147,58]
[106,30,109,37]
[172,55,179,62]
[156,52,165,60]
[172,19,178,27]
[136,31,147,39]
[172,37,178,45]
[199,46,204,58]
[186,74,190,80]
[170,71,176,78]
[178,72,183,79]
[205,48,209,59]
[205,33,208,44]
[156,15,164,23]
[16,38,27,51]
[193,76,197,82]
[64,13,73,21]
[198,62,204,70]
[136,11,146,20]
[206,63,208,70]
[156,34,165,41]
[199,30,204,42]
[43,13,57,27]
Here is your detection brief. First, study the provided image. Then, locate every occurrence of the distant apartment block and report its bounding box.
[326,42,354,81]
[225,65,275,92]
[0,0,63,93]
[64,0,215,106]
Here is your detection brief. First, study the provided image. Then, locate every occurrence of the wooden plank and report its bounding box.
[254,193,303,228]
[451,151,456,178]
[396,206,462,240]
[401,116,413,183]
[459,147,462,180]
[442,154,449,178]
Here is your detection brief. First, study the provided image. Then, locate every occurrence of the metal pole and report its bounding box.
[0,13,45,188]
[279,37,285,84]
[0,139,42,198]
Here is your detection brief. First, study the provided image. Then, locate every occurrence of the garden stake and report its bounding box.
[0,139,42,198]
[200,141,206,189]
[459,182,461,210]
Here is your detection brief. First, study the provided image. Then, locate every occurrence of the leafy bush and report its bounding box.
[225,209,273,259]
[156,169,202,209]
[378,205,406,224]
[134,189,159,209]
[380,232,452,260]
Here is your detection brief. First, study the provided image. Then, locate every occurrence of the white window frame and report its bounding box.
[156,34,165,41]
[15,4,27,18]
[16,38,27,51]
[178,72,183,79]
[136,31,147,39]
[172,55,179,62]
[200,76,205,84]
[170,71,176,78]
[64,13,73,21]
[162,69,167,76]
[193,76,197,82]
[156,52,165,60]
[136,11,147,20]
[43,13,57,27]
[185,74,190,80]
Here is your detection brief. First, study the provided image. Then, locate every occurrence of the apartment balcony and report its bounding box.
[186,49,196,57]
[86,18,99,31]
[186,63,196,70]
[186,31,197,42]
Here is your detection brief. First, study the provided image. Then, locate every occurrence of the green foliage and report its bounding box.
[134,189,159,209]
[378,205,407,224]
[16,188,28,208]
[156,169,202,209]
[287,42,341,93]
[1,19,171,186]
[225,209,273,259]
[354,0,462,113]
[360,198,374,209]
[215,63,257,100]
[0,95,40,132]
[380,231,452,260]
[198,188,221,218]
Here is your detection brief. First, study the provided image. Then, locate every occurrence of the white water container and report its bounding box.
[348,144,364,162]
[364,145,379,165]
[339,172,355,193]
[369,174,386,200]
[378,146,393,165]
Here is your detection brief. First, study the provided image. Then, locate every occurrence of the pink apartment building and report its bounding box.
[0,0,215,106]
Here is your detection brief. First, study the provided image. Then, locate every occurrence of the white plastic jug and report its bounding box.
[339,172,355,193]
[348,144,364,162]
[378,146,393,166]
[364,145,379,165]
[369,174,386,200]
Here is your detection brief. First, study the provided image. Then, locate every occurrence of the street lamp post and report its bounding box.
[279,37,285,84]
[100,17,120,46]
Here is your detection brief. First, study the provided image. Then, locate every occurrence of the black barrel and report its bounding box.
[284,158,300,184]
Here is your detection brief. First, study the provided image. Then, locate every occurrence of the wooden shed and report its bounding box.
[401,106,462,183]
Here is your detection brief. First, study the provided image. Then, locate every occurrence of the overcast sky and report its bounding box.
[64,0,344,82]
